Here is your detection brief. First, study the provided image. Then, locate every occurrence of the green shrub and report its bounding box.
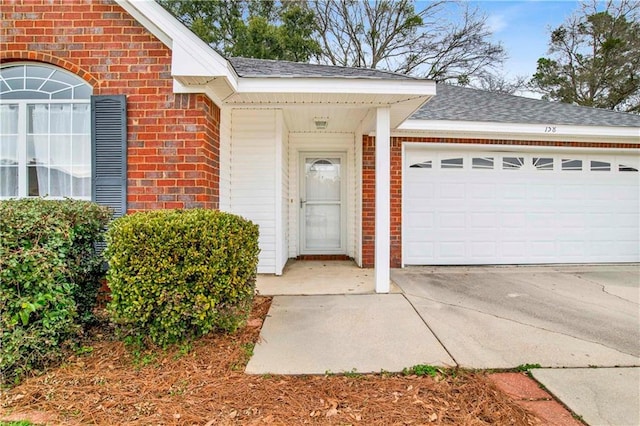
[0,198,112,384]
[105,209,260,347]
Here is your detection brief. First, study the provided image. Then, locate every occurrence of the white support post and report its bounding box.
[375,107,391,293]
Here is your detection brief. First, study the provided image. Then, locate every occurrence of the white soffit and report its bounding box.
[398,119,640,144]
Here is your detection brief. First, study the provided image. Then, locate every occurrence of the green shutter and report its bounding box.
[91,95,127,217]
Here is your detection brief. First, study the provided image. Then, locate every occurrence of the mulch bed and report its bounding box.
[1,296,540,425]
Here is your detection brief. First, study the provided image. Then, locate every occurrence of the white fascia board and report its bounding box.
[401,141,640,155]
[115,0,238,91]
[398,119,640,143]
[236,78,435,96]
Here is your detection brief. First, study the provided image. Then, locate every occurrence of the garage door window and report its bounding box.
[562,159,582,171]
[619,163,638,172]
[410,160,432,168]
[590,160,611,171]
[441,157,463,169]
[503,156,524,170]
[472,157,494,169]
[533,157,554,170]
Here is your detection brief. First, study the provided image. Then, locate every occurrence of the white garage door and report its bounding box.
[403,148,640,265]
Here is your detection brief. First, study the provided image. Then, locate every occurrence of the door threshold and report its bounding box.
[297,254,352,261]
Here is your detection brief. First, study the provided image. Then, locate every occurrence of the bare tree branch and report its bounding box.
[311,0,505,82]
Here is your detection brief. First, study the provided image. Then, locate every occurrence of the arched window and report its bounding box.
[1,63,92,199]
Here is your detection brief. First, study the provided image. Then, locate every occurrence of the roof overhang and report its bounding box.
[397,119,640,144]
[116,0,435,132]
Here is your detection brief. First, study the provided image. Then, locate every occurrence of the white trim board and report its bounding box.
[397,120,640,144]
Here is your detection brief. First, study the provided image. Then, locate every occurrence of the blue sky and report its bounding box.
[418,0,581,79]
[473,0,579,78]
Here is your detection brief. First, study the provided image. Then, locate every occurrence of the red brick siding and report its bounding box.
[362,136,639,268]
[1,0,220,211]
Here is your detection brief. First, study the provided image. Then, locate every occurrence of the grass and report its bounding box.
[402,364,442,377]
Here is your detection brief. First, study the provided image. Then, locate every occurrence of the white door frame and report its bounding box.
[299,151,347,255]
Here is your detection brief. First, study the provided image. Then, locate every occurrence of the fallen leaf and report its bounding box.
[326,407,338,417]
[429,413,438,422]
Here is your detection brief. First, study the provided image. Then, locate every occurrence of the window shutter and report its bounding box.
[91,95,127,217]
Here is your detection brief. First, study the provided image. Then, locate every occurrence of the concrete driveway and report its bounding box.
[392,265,639,369]
[392,264,640,426]
[248,263,639,425]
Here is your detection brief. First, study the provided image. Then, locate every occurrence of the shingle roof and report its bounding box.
[412,83,640,127]
[227,57,639,127]
[228,57,415,80]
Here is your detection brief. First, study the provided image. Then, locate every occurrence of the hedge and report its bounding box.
[0,198,112,384]
[105,209,260,347]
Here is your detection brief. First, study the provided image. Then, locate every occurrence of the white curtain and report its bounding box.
[29,104,50,196]
[0,105,18,197]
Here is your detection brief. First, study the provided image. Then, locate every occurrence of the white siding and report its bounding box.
[288,133,356,258]
[231,109,277,273]
[279,115,290,273]
[218,107,232,212]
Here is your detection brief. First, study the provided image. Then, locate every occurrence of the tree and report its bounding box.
[311,0,506,83]
[158,0,321,62]
[470,74,530,95]
[531,0,640,113]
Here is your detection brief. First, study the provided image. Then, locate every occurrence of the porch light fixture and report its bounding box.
[314,117,329,130]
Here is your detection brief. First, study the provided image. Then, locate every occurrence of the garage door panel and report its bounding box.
[558,241,586,256]
[470,213,497,228]
[500,213,527,228]
[557,213,588,227]
[438,241,466,258]
[503,185,527,199]
[403,148,640,265]
[527,185,556,199]
[405,211,434,228]
[439,183,465,199]
[438,212,466,228]
[469,183,496,199]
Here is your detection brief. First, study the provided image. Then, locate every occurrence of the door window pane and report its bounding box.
[305,204,341,250]
[305,158,341,201]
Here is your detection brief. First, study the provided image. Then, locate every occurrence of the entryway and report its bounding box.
[256,260,402,295]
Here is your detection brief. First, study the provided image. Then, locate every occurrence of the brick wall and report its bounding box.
[362,136,639,268]
[0,0,220,211]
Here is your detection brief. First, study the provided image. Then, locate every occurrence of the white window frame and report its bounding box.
[0,63,92,200]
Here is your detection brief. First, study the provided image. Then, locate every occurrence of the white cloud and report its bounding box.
[487,13,508,33]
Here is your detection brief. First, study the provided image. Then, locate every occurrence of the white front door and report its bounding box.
[300,153,346,254]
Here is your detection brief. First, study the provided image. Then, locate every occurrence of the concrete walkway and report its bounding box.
[248,263,640,425]
[246,294,454,374]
